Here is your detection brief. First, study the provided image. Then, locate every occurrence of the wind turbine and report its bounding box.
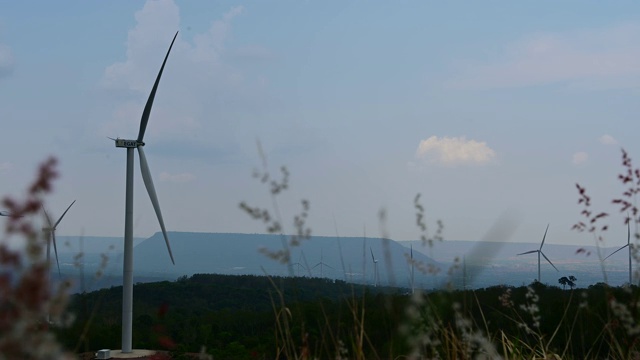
[604,220,632,285]
[409,244,415,294]
[312,249,333,278]
[292,250,309,277]
[517,224,558,282]
[42,200,76,277]
[370,247,379,287]
[113,32,178,354]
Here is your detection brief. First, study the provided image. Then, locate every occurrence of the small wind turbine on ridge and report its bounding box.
[410,244,415,294]
[312,249,333,278]
[292,250,309,277]
[42,200,76,277]
[603,219,632,285]
[111,31,178,354]
[370,247,379,287]
[517,224,558,283]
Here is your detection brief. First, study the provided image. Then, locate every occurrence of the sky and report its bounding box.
[1,1,640,248]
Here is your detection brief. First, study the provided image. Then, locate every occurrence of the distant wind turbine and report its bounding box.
[312,249,333,278]
[462,255,467,290]
[42,200,76,277]
[410,244,415,294]
[112,32,178,354]
[517,224,558,282]
[370,247,379,287]
[604,220,632,285]
[292,250,309,277]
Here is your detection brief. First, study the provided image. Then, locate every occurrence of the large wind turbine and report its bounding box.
[113,32,177,354]
[370,247,379,287]
[42,200,76,276]
[517,224,558,282]
[604,220,632,284]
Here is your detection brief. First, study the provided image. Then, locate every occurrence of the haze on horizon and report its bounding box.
[1,1,639,249]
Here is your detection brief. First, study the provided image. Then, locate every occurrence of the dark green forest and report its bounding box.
[55,274,640,359]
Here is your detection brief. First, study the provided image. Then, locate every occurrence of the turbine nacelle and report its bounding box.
[115,139,145,148]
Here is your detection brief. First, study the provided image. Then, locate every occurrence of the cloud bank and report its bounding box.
[451,23,640,89]
[415,136,496,166]
[100,0,256,145]
[0,43,13,79]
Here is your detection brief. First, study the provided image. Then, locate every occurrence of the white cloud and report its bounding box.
[159,171,195,183]
[599,134,618,145]
[451,23,640,89]
[0,162,13,173]
[415,136,496,166]
[572,151,589,165]
[100,1,254,143]
[0,43,14,79]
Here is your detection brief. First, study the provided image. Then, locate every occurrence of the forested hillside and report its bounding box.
[57,274,640,359]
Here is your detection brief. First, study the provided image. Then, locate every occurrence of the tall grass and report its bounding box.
[238,147,640,359]
[0,157,74,359]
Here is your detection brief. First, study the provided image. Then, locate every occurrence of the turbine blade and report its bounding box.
[138,147,175,264]
[517,250,538,256]
[52,231,60,276]
[540,223,550,250]
[370,247,375,262]
[42,206,53,266]
[54,200,76,228]
[1,211,22,218]
[628,218,631,245]
[603,244,629,261]
[541,252,558,272]
[42,206,53,228]
[137,31,179,143]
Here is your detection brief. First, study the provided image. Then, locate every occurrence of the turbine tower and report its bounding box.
[42,200,76,276]
[113,32,177,354]
[517,224,558,282]
[604,220,632,285]
[370,247,379,287]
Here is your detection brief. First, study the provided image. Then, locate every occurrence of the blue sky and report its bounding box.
[1,1,639,248]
